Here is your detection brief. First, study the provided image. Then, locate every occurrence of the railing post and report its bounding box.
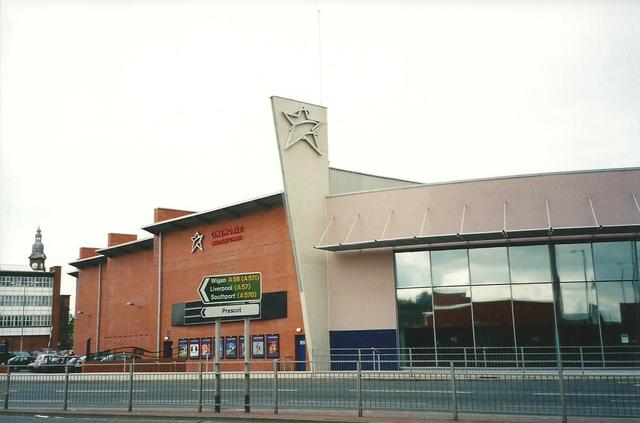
[409,348,413,373]
[63,363,70,410]
[483,349,487,368]
[558,365,567,423]
[463,348,468,368]
[450,362,458,421]
[244,359,250,413]
[244,317,250,413]
[127,361,134,412]
[3,366,11,410]
[197,362,203,413]
[521,347,526,375]
[580,347,585,374]
[356,360,363,417]
[214,360,221,412]
[273,359,279,414]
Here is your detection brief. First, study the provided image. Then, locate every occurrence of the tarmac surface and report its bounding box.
[0,408,638,423]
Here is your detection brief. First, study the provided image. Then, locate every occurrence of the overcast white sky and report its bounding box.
[1,0,639,310]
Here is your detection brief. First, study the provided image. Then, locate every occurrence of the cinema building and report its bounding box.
[71,97,640,368]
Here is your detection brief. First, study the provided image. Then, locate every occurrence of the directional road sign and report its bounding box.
[198,272,262,305]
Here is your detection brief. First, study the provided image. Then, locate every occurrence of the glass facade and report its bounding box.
[395,241,640,357]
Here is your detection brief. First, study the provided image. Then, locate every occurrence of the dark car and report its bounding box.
[66,356,83,373]
[7,352,34,371]
[29,355,71,373]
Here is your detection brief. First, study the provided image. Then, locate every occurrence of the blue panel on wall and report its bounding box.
[329,329,397,370]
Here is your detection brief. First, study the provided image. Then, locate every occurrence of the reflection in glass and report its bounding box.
[512,284,556,346]
[397,288,435,349]
[593,241,636,281]
[509,245,552,283]
[395,252,431,288]
[472,285,514,347]
[557,282,600,345]
[431,250,469,286]
[469,247,509,285]
[597,281,640,346]
[397,288,433,328]
[554,243,594,282]
[434,286,473,346]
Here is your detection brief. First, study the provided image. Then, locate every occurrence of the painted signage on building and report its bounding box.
[211,225,245,246]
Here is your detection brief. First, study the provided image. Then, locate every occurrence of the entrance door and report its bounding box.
[85,337,91,356]
[295,335,306,371]
[163,340,173,358]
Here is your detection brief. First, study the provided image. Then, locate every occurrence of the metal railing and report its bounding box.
[319,345,640,371]
[1,359,639,420]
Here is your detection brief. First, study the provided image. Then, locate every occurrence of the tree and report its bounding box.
[59,314,75,350]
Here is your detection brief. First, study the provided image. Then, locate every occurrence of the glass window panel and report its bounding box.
[593,241,636,281]
[597,281,640,346]
[395,252,431,288]
[509,245,552,283]
[557,282,600,346]
[472,285,514,347]
[434,286,473,347]
[469,247,509,285]
[397,288,434,328]
[396,288,435,350]
[512,284,556,346]
[431,250,469,287]
[554,243,595,282]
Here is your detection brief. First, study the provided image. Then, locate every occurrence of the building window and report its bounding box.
[394,240,640,361]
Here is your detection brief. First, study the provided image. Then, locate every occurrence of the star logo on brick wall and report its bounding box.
[191,231,203,253]
[283,107,322,155]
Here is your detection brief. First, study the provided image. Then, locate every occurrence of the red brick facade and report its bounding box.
[72,203,304,364]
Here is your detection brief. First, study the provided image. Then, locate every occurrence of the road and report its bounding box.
[1,370,638,418]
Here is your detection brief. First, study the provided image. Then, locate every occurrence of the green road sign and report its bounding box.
[198,272,262,305]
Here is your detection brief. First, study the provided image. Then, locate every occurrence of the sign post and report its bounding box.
[214,319,221,413]
[198,272,262,414]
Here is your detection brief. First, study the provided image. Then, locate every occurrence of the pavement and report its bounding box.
[0,408,637,423]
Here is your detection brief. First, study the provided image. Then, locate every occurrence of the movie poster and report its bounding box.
[225,336,238,359]
[178,338,188,359]
[201,337,212,359]
[239,336,245,359]
[252,335,265,359]
[266,334,280,359]
[189,338,200,359]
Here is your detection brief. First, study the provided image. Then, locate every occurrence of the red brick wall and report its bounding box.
[79,248,100,260]
[73,265,100,355]
[107,233,137,247]
[154,208,194,223]
[159,205,303,363]
[50,266,62,348]
[99,247,156,353]
[73,204,303,363]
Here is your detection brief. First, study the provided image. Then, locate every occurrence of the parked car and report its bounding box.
[66,356,83,373]
[100,352,137,362]
[28,354,70,373]
[7,352,34,371]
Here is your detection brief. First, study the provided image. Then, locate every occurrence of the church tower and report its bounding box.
[29,227,47,271]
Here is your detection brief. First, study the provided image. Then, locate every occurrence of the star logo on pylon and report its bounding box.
[191,231,203,253]
[282,107,322,155]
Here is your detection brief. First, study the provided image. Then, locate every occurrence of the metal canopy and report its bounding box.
[69,255,107,269]
[142,192,283,235]
[97,237,154,258]
[315,224,640,252]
